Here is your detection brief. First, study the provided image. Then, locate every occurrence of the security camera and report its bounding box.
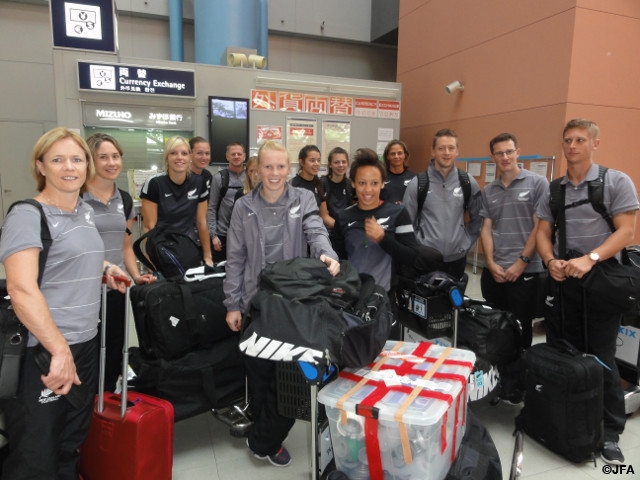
[445,80,464,94]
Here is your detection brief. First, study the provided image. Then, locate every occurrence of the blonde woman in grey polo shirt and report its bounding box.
[0,127,128,479]
[84,133,156,391]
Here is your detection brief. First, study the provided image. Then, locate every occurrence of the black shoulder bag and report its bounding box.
[0,200,52,399]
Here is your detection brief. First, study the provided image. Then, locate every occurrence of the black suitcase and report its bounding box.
[130,276,234,360]
[517,339,603,463]
[128,334,246,421]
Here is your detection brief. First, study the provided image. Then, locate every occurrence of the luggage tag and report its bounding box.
[183,265,226,282]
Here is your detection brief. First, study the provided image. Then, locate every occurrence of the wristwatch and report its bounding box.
[588,251,600,262]
[519,255,530,264]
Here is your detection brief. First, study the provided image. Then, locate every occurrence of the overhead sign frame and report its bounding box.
[50,0,116,52]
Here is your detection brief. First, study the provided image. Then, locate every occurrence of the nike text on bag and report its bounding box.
[133,226,202,280]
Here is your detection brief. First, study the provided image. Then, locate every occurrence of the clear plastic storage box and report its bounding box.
[318,340,475,480]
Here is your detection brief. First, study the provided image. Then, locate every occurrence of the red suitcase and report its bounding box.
[79,277,174,480]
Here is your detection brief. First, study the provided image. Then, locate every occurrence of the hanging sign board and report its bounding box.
[51,0,116,52]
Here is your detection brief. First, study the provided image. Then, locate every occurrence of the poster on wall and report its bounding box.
[127,169,158,201]
[304,95,329,114]
[286,118,317,175]
[50,0,116,52]
[251,89,277,110]
[256,125,283,145]
[329,96,354,116]
[321,120,351,166]
[354,98,378,118]
[377,100,401,119]
[279,92,304,112]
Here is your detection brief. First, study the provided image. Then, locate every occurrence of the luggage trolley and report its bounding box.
[397,272,501,403]
[275,360,337,480]
[396,272,466,347]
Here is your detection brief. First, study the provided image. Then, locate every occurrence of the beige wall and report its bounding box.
[398,0,640,239]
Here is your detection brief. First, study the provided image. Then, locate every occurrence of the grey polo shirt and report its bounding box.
[207,168,245,238]
[480,168,548,272]
[0,200,104,346]
[536,163,639,259]
[83,188,136,269]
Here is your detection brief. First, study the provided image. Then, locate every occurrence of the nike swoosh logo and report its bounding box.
[51,221,59,227]
[165,193,172,197]
[377,216,390,225]
[523,276,534,282]
[384,181,391,185]
[290,205,301,215]
[348,221,357,227]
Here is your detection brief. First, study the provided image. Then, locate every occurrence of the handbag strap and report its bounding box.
[6,199,51,286]
[552,188,590,350]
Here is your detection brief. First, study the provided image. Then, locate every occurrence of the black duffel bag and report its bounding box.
[241,267,393,369]
[257,257,362,309]
[579,252,640,313]
[128,335,245,422]
[133,226,202,280]
[130,275,233,360]
[457,300,522,366]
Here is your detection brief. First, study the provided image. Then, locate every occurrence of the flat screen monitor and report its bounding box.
[208,96,249,164]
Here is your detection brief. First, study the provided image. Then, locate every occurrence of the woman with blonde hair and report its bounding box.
[84,132,156,391]
[0,127,127,479]
[224,140,339,468]
[140,135,212,266]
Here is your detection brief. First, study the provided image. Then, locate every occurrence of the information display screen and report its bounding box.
[208,96,249,164]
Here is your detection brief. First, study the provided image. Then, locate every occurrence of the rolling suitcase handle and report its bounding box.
[448,285,464,347]
[509,429,524,480]
[99,275,132,417]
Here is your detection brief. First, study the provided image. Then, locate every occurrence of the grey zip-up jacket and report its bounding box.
[403,161,482,262]
[223,183,337,313]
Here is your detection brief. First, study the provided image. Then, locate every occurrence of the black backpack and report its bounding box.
[217,168,242,217]
[549,165,610,244]
[0,200,51,399]
[118,188,134,235]
[133,226,202,280]
[415,169,471,227]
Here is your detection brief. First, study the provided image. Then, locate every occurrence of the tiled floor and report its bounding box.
[169,267,640,480]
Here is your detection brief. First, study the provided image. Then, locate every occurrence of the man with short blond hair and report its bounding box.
[536,118,639,465]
